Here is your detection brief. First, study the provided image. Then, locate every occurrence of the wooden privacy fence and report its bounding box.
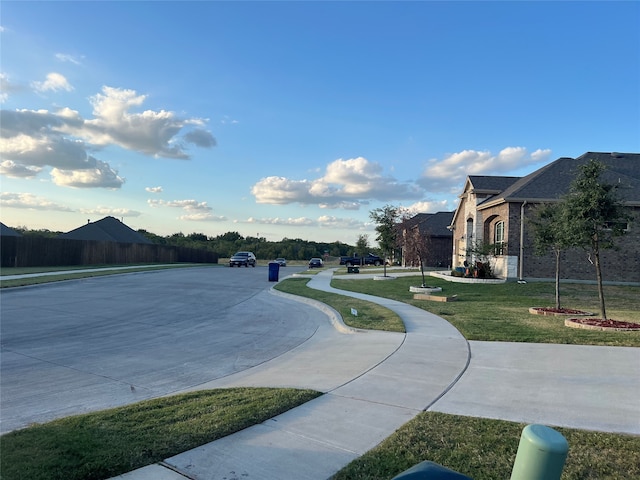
[0,236,218,268]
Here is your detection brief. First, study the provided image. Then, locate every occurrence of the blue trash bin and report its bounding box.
[268,262,280,282]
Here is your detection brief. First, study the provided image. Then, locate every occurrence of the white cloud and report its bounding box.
[318,200,363,210]
[145,186,163,193]
[147,198,226,222]
[418,147,551,193]
[220,115,239,125]
[403,199,453,214]
[55,53,83,65]
[72,86,217,158]
[0,73,28,103]
[251,177,316,205]
[236,215,367,230]
[0,192,74,211]
[316,215,368,229]
[178,212,226,221]
[531,148,552,161]
[79,206,141,217]
[50,158,124,188]
[148,198,211,212]
[251,156,423,209]
[0,86,217,188]
[241,216,316,226]
[183,129,217,148]
[31,72,74,93]
[1,131,96,169]
[0,160,42,178]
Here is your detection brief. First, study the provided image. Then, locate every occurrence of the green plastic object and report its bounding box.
[391,461,472,479]
[510,424,569,480]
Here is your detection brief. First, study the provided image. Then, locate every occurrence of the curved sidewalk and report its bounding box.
[111,269,471,480]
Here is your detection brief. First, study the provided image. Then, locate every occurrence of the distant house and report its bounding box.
[400,211,454,268]
[57,217,153,244]
[449,152,640,283]
[0,223,23,237]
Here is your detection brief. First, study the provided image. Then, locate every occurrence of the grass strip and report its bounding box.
[332,412,640,480]
[0,264,214,288]
[0,388,321,480]
[274,277,405,332]
[331,275,640,347]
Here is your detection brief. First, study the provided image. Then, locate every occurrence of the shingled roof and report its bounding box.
[411,212,455,237]
[479,152,640,209]
[467,176,521,194]
[0,222,22,237]
[57,216,153,244]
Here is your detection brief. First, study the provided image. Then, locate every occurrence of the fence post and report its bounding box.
[510,424,568,480]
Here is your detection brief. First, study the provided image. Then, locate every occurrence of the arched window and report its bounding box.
[494,220,505,255]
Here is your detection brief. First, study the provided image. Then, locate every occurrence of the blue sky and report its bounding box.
[1,1,639,244]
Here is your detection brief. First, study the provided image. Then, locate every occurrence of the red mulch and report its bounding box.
[534,307,589,315]
[532,307,640,330]
[567,318,640,330]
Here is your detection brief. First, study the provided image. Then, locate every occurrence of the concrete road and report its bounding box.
[0,265,321,433]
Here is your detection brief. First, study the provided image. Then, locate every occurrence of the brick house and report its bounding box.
[448,152,640,283]
[400,212,454,268]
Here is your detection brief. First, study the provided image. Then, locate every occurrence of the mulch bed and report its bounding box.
[529,307,593,316]
[530,307,640,331]
[565,318,640,331]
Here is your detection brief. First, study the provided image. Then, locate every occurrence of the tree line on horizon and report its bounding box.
[9,226,364,262]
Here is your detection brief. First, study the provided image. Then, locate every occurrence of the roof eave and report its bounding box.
[477,197,640,210]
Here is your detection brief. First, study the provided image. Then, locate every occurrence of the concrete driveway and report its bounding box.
[0,265,324,433]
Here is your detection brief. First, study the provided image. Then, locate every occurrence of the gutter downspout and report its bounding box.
[519,201,527,283]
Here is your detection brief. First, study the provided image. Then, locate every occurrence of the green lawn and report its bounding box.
[331,275,640,347]
[332,412,640,480]
[274,277,405,332]
[0,388,321,480]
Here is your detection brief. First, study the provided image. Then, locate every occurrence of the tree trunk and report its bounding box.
[554,248,561,309]
[594,246,607,320]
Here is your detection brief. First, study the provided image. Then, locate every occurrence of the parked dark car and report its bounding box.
[229,251,256,267]
[308,257,324,268]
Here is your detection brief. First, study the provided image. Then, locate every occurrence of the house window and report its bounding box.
[494,221,505,255]
[604,221,629,232]
[466,218,474,254]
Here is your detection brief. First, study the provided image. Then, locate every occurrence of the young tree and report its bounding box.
[561,160,630,320]
[529,202,570,309]
[369,205,400,277]
[397,213,431,287]
[355,234,370,264]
